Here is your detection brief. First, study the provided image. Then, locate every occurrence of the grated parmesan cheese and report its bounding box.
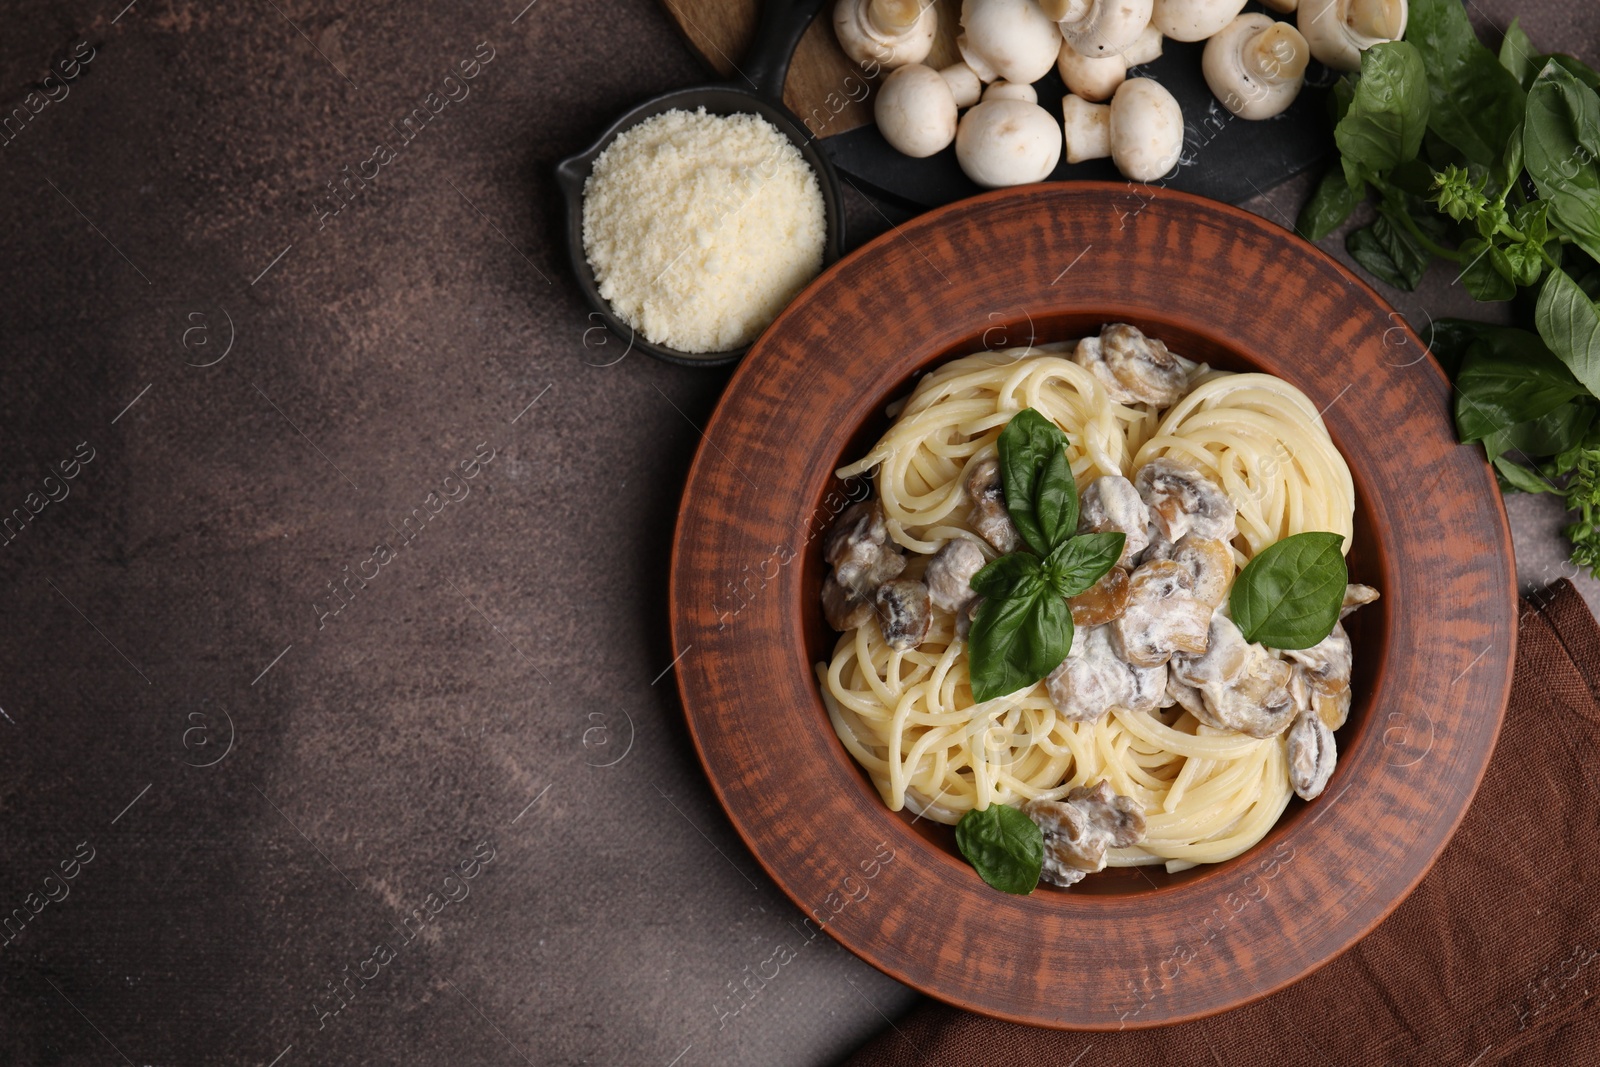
[581,108,826,354]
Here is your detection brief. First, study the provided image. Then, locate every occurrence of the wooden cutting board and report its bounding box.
[659,0,963,137]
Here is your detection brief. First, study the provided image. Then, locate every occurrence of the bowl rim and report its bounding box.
[555,84,846,369]
[668,181,1517,1029]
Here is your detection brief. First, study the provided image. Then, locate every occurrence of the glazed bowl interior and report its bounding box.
[555,86,847,368]
[800,310,1391,895]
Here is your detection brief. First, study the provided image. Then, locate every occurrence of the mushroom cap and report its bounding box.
[1059,0,1155,58]
[1057,37,1127,102]
[875,63,960,157]
[1297,0,1407,72]
[1202,13,1307,120]
[960,0,1063,84]
[1150,0,1249,42]
[833,0,939,69]
[956,97,1064,187]
[984,79,1040,103]
[1122,22,1165,66]
[1108,77,1184,182]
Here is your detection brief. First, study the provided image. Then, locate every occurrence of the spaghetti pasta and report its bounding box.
[819,339,1356,871]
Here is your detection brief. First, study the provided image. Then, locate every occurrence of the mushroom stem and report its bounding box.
[1062,95,1112,164]
[868,0,929,34]
[940,61,983,106]
[1346,0,1404,40]
[1245,21,1308,83]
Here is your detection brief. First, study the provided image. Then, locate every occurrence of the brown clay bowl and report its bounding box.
[668,183,1516,1029]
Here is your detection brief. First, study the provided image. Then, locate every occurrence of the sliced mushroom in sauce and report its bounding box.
[1341,583,1381,619]
[1110,559,1212,668]
[1287,707,1337,800]
[823,500,907,597]
[1023,780,1148,887]
[1169,534,1235,608]
[964,456,1021,554]
[1134,457,1238,544]
[821,573,875,632]
[955,595,983,639]
[1046,624,1166,723]
[1078,475,1151,566]
[1284,623,1353,730]
[1170,611,1297,739]
[925,537,987,614]
[875,579,932,650]
[1073,324,1189,407]
[1068,565,1130,627]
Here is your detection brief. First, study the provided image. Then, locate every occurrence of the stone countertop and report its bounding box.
[0,2,1594,1065]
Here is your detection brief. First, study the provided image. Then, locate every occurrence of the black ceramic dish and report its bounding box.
[555,0,846,368]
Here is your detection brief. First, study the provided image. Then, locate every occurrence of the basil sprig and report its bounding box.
[1229,532,1348,650]
[966,410,1124,703]
[954,803,1043,895]
[1285,3,1600,579]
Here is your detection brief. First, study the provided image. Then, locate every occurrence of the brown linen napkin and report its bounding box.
[845,579,1600,1066]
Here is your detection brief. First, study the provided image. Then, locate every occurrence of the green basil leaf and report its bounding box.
[1483,401,1594,462]
[1524,61,1600,265]
[1500,19,1539,90]
[1427,317,1491,377]
[969,552,1044,600]
[997,408,1071,556]
[1535,267,1600,396]
[1516,197,1551,245]
[1493,454,1557,494]
[1346,211,1430,290]
[1458,238,1518,301]
[1229,532,1348,650]
[1035,446,1079,552]
[1453,333,1584,441]
[1044,532,1125,598]
[954,804,1043,895]
[1407,0,1526,166]
[1334,41,1431,174]
[1547,54,1600,92]
[968,587,1073,703]
[1501,123,1526,193]
[1298,164,1366,240]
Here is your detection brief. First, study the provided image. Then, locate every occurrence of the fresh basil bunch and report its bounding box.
[1296,0,1600,576]
[966,409,1124,703]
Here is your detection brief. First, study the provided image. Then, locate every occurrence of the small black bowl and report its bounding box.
[555,0,846,368]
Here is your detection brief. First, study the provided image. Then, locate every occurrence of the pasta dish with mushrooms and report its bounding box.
[815,325,1378,891]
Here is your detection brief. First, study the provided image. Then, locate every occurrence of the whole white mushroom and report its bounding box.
[1297,0,1406,71]
[1061,76,1183,182]
[833,0,939,70]
[1053,0,1155,58]
[1203,14,1310,119]
[959,0,1063,84]
[956,97,1063,187]
[874,64,959,156]
[1056,23,1163,101]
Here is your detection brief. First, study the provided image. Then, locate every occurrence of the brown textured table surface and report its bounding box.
[0,2,1595,1065]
